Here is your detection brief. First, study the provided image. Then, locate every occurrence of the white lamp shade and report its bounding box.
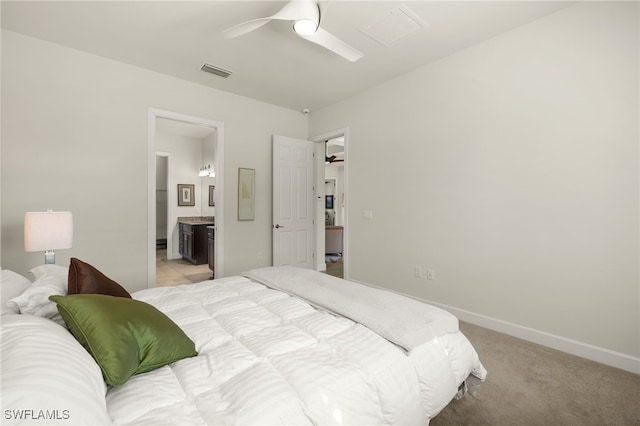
[24,211,73,252]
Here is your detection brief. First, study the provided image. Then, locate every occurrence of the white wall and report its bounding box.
[1,30,307,290]
[309,1,639,366]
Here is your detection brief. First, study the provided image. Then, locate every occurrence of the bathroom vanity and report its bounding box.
[178,217,214,265]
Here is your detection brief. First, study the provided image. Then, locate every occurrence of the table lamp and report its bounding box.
[24,210,73,264]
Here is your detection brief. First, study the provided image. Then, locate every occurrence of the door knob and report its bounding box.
[274,224,284,229]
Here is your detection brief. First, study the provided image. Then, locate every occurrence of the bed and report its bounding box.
[1,263,486,425]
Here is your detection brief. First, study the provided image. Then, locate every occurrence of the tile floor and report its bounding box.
[156,249,212,287]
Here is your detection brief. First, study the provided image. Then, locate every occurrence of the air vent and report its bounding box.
[200,63,232,78]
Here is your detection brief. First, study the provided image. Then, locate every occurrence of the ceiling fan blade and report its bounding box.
[223,18,272,39]
[224,1,318,39]
[271,0,319,22]
[301,27,364,62]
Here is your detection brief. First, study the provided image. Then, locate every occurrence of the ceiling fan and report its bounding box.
[223,0,364,62]
[325,140,344,164]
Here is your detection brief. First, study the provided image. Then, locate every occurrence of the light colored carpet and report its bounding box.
[431,321,640,425]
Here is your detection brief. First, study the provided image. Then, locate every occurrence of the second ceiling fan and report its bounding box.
[223,0,364,62]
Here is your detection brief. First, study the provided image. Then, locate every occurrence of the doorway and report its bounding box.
[313,129,348,279]
[324,137,345,278]
[147,109,225,288]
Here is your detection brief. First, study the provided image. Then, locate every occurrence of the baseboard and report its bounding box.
[317,262,326,272]
[439,303,640,375]
[350,279,640,374]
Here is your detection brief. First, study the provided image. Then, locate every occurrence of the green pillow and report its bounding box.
[49,294,197,386]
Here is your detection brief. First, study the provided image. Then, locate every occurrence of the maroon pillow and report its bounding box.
[68,258,131,298]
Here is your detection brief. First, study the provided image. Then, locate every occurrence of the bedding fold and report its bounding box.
[242,266,459,352]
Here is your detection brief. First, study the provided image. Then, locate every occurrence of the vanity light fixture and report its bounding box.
[199,164,215,178]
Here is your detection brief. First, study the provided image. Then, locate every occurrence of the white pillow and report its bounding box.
[29,264,68,279]
[1,270,32,315]
[1,314,112,425]
[8,271,68,326]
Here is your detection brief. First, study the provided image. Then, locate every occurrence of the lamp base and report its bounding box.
[44,250,56,264]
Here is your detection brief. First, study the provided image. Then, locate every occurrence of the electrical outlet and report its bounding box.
[427,269,435,280]
[414,266,423,278]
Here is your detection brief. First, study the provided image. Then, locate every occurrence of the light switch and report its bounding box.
[363,210,373,220]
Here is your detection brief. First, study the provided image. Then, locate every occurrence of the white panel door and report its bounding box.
[273,135,314,268]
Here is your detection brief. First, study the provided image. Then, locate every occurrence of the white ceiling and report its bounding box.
[1,1,573,112]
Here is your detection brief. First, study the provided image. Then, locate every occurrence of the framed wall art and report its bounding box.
[178,184,195,206]
[237,168,255,221]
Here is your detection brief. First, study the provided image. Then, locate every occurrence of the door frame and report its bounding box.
[147,108,225,287]
[311,128,349,279]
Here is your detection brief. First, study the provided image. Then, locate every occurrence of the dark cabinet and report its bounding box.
[178,223,209,265]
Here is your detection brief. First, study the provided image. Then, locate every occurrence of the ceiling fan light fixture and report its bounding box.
[224,0,363,62]
[293,19,318,36]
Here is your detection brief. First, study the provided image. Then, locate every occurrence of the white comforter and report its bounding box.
[106,269,486,425]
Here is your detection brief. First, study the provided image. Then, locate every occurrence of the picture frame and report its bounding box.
[177,184,195,206]
[209,185,215,207]
[237,168,255,221]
